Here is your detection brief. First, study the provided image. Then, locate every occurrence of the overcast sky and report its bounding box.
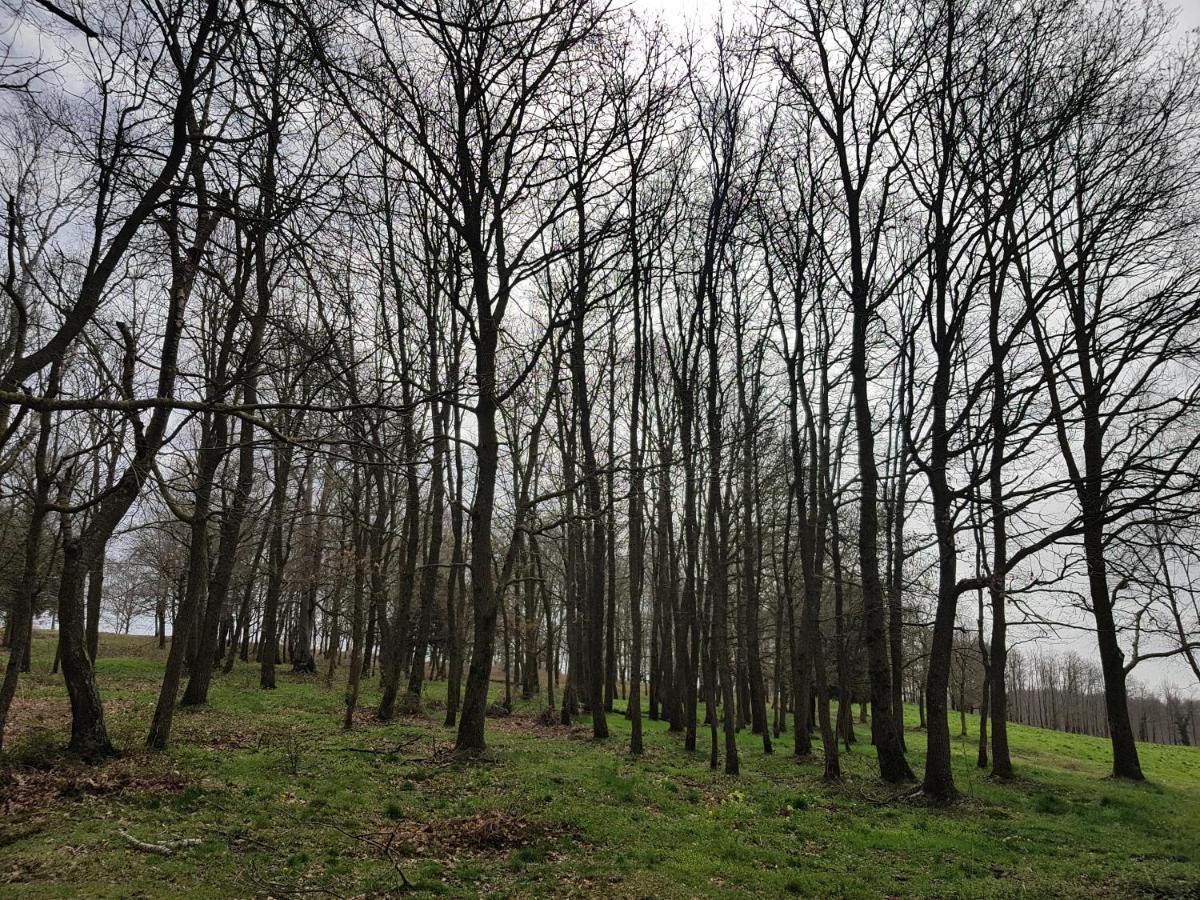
[1176,0,1200,31]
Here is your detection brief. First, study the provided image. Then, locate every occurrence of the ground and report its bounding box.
[1,633,1198,898]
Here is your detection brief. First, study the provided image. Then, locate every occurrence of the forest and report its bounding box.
[1,0,1200,896]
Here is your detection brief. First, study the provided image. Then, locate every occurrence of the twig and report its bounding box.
[316,817,414,893]
[857,785,924,806]
[320,736,423,757]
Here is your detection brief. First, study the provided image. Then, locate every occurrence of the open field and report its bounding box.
[1,632,1198,898]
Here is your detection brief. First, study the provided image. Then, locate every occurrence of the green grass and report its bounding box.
[2,632,1198,898]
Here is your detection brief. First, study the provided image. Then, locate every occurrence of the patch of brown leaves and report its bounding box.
[485,711,591,741]
[0,754,188,817]
[0,853,45,886]
[387,811,561,858]
[172,715,265,751]
[347,706,397,728]
[2,697,71,745]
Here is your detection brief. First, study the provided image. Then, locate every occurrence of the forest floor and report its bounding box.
[1,633,1199,899]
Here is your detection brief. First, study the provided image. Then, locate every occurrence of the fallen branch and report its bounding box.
[316,817,414,893]
[118,829,201,855]
[856,785,924,807]
[320,736,423,758]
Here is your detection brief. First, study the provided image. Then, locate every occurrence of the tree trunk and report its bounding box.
[849,243,914,784]
[259,441,294,690]
[0,382,57,750]
[406,324,448,703]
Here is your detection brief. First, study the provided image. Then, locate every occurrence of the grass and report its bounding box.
[2,631,1198,898]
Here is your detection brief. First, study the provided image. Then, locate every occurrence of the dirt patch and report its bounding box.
[344,706,413,729]
[0,754,188,818]
[0,854,46,887]
[387,811,565,857]
[485,711,591,741]
[2,697,71,745]
[173,714,266,751]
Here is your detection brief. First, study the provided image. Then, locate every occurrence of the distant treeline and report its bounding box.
[1005,651,1198,747]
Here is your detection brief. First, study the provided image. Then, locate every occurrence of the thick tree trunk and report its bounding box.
[923,500,959,802]
[456,285,501,752]
[148,419,220,747]
[57,537,113,760]
[1084,522,1143,779]
[85,557,104,665]
[569,287,609,741]
[849,246,914,784]
[922,226,960,803]
[978,659,991,769]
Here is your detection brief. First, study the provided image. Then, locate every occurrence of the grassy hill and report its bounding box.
[1,632,1198,898]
